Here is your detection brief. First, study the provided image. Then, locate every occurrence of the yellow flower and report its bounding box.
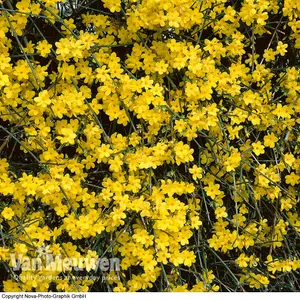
[215,206,228,219]
[276,41,288,56]
[0,71,10,88]
[181,250,196,267]
[284,153,295,167]
[252,141,265,156]
[1,207,14,220]
[224,150,241,172]
[285,172,299,186]
[263,49,276,62]
[280,198,293,211]
[236,253,249,268]
[102,0,121,12]
[263,133,278,148]
[204,183,221,200]
[189,165,203,181]
[36,40,52,58]
[34,90,51,108]
[173,141,194,165]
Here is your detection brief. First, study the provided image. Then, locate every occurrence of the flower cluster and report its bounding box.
[0,0,299,292]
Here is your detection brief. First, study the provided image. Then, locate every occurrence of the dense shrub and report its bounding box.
[0,0,299,292]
